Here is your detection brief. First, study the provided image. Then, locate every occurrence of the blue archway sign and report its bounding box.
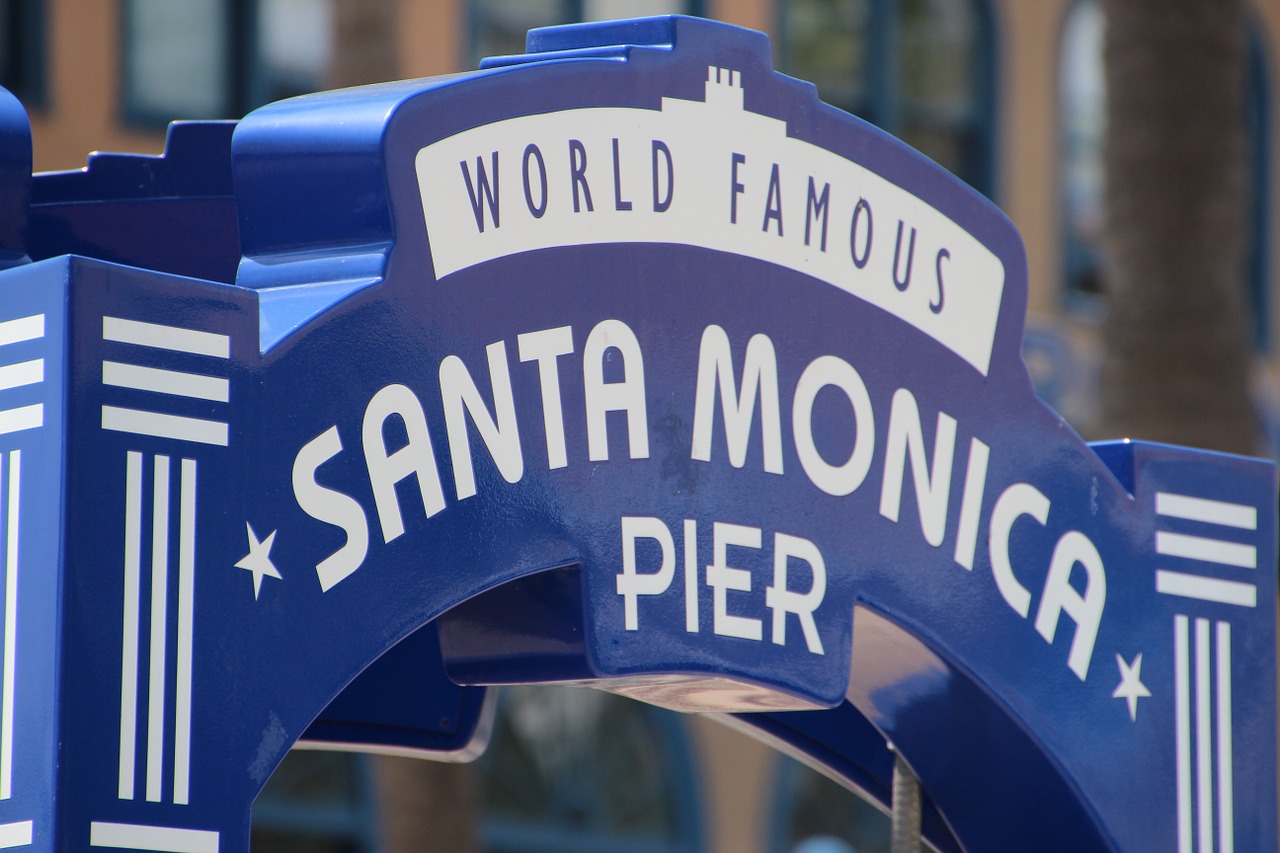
[0,16,1273,852]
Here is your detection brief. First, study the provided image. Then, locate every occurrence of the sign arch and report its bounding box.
[0,15,1273,853]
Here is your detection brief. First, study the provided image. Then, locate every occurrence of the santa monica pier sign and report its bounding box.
[0,15,1273,853]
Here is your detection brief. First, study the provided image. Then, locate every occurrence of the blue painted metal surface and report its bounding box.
[0,15,1273,853]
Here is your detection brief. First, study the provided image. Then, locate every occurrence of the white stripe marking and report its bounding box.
[102,362,229,403]
[118,453,143,800]
[0,820,31,848]
[89,822,219,853]
[1156,571,1257,608]
[145,457,169,803]
[0,406,42,437]
[173,459,196,806]
[1175,615,1192,853]
[1157,492,1258,531]
[101,408,228,447]
[1216,621,1234,853]
[0,453,18,800]
[1156,531,1256,569]
[0,316,43,348]
[1196,618,1213,853]
[0,360,41,393]
[684,519,698,633]
[102,318,229,359]
[952,437,990,570]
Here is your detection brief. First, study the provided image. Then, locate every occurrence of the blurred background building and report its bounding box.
[4,0,1273,850]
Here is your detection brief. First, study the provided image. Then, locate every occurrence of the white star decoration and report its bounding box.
[235,522,281,600]
[1112,653,1151,722]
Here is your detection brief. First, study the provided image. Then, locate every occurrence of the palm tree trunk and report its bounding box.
[1098,0,1258,454]
[372,755,482,852]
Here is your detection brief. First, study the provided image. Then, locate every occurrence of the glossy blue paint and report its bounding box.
[0,84,30,269]
[0,15,1274,853]
[30,121,239,283]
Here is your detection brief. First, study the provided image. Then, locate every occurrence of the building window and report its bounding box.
[252,750,379,852]
[769,757,892,853]
[779,0,997,197]
[1059,0,1270,347]
[0,0,46,107]
[469,0,705,69]
[253,0,334,104]
[1058,0,1105,302]
[122,0,334,125]
[478,685,703,853]
[124,0,232,122]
